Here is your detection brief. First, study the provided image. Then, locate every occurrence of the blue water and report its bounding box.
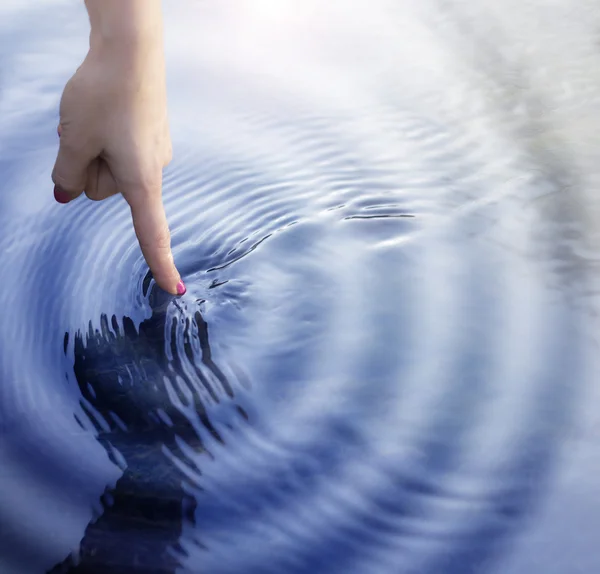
[2,1,600,573]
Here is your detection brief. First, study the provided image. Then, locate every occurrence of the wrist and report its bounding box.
[86,0,163,54]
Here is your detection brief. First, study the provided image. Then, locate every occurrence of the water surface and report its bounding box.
[1,1,600,573]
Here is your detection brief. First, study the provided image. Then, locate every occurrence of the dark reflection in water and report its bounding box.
[42,273,580,574]
[49,287,248,573]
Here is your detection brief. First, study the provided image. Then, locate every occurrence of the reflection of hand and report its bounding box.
[52,0,185,296]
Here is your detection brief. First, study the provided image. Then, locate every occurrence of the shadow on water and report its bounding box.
[48,282,249,574]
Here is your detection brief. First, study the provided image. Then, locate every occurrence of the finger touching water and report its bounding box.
[127,188,185,297]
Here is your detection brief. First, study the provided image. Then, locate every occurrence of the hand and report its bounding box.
[52,2,185,296]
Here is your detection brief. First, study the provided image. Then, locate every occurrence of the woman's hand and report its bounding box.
[52,0,185,296]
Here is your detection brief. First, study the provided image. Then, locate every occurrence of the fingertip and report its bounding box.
[153,273,184,296]
[54,185,73,204]
[143,250,182,296]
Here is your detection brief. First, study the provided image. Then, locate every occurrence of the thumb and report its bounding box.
[52,126,95,204]
[126,188,184,296]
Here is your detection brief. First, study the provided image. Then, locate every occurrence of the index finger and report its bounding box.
[126,187,185,296]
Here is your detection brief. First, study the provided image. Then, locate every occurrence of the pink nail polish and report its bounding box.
[54,185,71,204]
[176,280,187,296]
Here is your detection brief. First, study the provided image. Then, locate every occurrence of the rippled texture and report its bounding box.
[2,1,600,573]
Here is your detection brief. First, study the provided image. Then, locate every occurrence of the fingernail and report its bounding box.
[176,280,187,296]
[54,185,71,204]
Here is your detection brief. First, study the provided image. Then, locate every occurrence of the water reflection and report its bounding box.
[49,287,248,573]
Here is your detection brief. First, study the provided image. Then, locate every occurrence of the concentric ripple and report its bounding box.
[1,1,600,573]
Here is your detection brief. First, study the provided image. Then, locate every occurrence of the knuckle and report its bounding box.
[136,166,163,194]
[59,136,84,157]
[52,170,80,195]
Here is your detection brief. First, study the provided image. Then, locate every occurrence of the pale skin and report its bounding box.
[52,0,185,296]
